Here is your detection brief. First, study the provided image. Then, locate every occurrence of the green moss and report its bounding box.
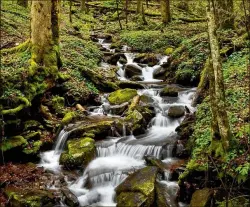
[116,192,148,207]
[24,120,43,131]
[59,137,95,168]
[4,187,55,207]
[61,112,77,125]
[190,188,213,207]
[1,97,30,115]
[165,47,174,55]
[23,140,43,154]
[23,132,41,140]
[108,89,137,105]
[0,136,28,152]
[160,86,179,97]
[51,95,65,114]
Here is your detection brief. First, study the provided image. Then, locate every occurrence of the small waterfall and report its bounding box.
[122,123,126,137]
[97,143,162,159]
[142,66,155,81]
[39,129,71,172]
[124,53,135,63]
[159,55,169,65]
[151,113,169,127]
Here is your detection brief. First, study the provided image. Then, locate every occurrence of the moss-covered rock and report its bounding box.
[0,136,28,152]
[145,155,168,174]
[61,111,77,125]
[116,166,158,207]
[160,86,179,97]
[108,89,137,105]
[117,81,144,90]
[59,137,95,169]
[4,186,56,207]
[124,63,143,78]
[168,106,185,118]
[190,188,213,207]
[125,109,144,134]
[116,192,148,207]
[23,140,43,155]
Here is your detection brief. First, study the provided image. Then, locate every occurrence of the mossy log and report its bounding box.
[1,97,30,115]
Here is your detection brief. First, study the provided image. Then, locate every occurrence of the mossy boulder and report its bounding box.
[59,137,95,169]
[145,155,168,174]
[0,136,28,152]
[153,66,168,79]
[125,109,144,135]
[108,89,137,105]
[61,111,77,125]
[168,106,185,118]
[190,188,213,207]
[116,166,158,207]
[134,53,159,66]
[140,95,154,105]
[124,63,142,78]
[160,86,179,97]
[116,192,148,207]
[4,186,56,207]
[175,114,195,140]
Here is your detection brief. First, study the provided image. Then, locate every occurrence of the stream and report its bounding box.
[39,37,196,206]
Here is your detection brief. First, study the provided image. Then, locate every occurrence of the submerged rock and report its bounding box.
[116,166,158,207]
[59,137,95,169]
[167,106,185,118]
[153,66,168,79]
[190,188,213,207]
[108,89,138,105]
[124,63,142,78]
[62,188,79,207]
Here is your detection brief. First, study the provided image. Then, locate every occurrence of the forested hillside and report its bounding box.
[0,0,249,206]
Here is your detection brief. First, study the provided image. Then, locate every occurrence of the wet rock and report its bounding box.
[4,186,56,207]
[116,166,158,207]
[62,188,79,207]
[155,181,178,207]
[110,102,129,115]
[130,75,144,81]
[117,81,145,89]
[124,63,142,78]
[145,155,168,174]
[125,109,144,135]
[190,188,213,207]
[175,113,195,140]
[59,137,96,169]
[140,94,154,105]
[107,53,126,65]
[108,88,138,105]
[134,53,159,66]
[153,65,168,79]
[160,86,179,97]
[119,57,127,64]
[167,106,185,118]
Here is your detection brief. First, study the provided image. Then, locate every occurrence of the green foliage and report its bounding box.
[121,30,182,52]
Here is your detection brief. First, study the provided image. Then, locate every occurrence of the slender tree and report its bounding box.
[214,0,234,29]
[160,0,171,25]
[207,0,231,156]
[137,0,143,14]
[17,0,28,8]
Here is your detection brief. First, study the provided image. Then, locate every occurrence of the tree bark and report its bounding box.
[207,0,231,153]
[30,0,61,76]
[81,0,86,12]
[214,0,234,29]
[137,0,143,14]
[17,0,28,8]
[160,0,171,25]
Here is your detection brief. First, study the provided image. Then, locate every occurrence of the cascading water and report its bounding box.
[39,39,196,206]
[39,129,71,173]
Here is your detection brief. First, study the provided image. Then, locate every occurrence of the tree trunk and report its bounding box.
[207,0,231,154]
[30,0,61,80]
[214,0,234,29]
[160,0,171,25]
[81,0,86,12]
[17,0,28,8]
[137,0,143,14]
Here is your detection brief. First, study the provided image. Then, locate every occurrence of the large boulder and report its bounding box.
[167,106,185,118]
[4,186,56,207]
[106,53,126,65]
[59,137,95,169]
[116,166,158,207]
[190,188,213,207]
[175,114,195,140]
[125,110,144,135]
[134,53,159,66]
[108,89,138,105]
[124,63,142,78]
[110,102,129,115]
[160,86,179,97]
